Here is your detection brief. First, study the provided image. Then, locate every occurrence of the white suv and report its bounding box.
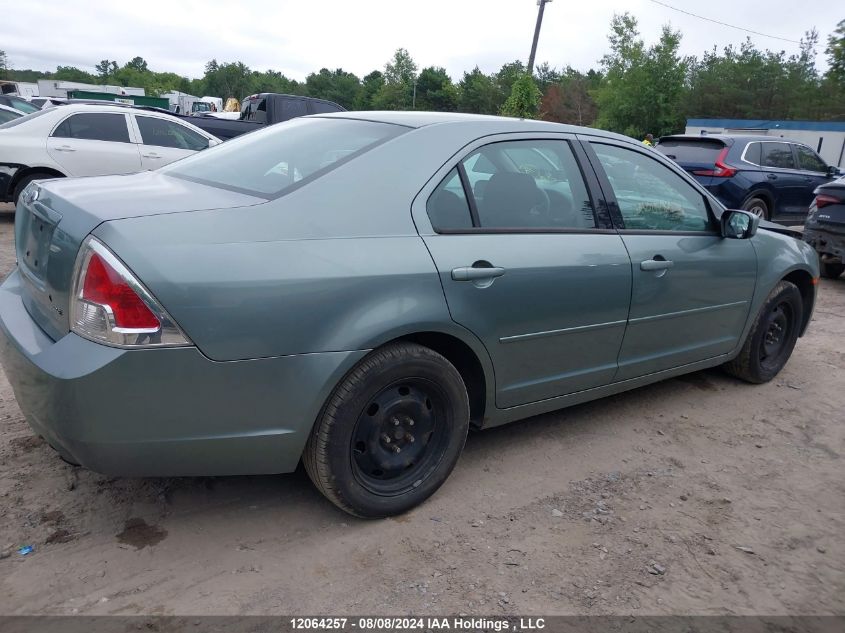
[0,104,221,204]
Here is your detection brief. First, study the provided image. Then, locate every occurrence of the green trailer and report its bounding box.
[67,90,170,109]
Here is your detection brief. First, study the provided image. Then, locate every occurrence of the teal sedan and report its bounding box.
[0,112,820,517]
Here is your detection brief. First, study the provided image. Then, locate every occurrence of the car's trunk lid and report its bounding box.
[14,171,265,341]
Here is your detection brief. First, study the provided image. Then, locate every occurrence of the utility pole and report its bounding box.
[527,0,553,76]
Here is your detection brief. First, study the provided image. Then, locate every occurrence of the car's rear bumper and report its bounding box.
[804,227,845,262]
[0,268,366,476]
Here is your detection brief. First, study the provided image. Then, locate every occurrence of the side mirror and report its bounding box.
[721,209,759,239]
[828,165,842,178]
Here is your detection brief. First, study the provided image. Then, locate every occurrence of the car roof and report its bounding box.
[310,110,635,140]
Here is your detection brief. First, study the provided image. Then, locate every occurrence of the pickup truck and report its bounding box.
[166,93,345,140]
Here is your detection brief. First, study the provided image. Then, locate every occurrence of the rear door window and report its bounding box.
[761,143,795,169]
[136,116,208,151]
[462,139,596,230]
[51,113,131,143]
[795,145,827,173]
[309,101,343,114]
[281,99,309,119]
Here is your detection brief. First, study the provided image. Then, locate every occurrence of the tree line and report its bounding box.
[2,13,844,139]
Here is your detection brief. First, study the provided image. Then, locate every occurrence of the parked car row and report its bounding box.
[655,134,840,224]
[0,104,221,204]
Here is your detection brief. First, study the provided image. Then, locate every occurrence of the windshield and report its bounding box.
[163,117,407,198]
[0,108,53,129]
[8,97,39,114]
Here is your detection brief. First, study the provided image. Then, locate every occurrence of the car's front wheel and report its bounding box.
[304,342,470,518]
[742,197,770,221]
[723,280,802,383]
[819,261,844,279]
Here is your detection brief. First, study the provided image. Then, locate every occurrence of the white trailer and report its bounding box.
[36,80,145,99]
[0,81,39,97]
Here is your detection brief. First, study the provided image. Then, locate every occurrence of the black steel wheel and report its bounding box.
[304,342,470,518]
[724,280,802,383]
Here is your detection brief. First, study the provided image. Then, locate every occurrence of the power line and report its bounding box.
[646,0,802,44]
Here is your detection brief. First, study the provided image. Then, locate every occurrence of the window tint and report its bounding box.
[52,113,130,143]
[164,117,405,198]
[655,138,725,163]
[460,140,595,229]
[761,143,795,169]
[795,145,827,172]
[281,99,309,119]
[427,168,473,230]
[592,143,712,232]
[743,142,762,166]
[136,116,208,151]
[310,100,343,114]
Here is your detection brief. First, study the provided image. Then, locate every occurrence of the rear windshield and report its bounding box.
[164,117,406,198]
[656,138,725,164]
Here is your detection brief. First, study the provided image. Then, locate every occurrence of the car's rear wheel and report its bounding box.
[13,172,59,206]
[742,197,770,221]
[819,261,844,279]
[723,280,802,383]
[303,342,470,518]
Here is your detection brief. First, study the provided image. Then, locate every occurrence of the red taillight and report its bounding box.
[815,194,842,209]
[81,252,160,329]
[693,147,737,178]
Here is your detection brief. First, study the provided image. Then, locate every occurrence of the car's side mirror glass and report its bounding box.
[721,209,759,239]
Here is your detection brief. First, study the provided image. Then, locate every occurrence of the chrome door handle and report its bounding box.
[451,266,506,281]
[142,152,161,159]
[640,258,674,271]
[55,145,75,152]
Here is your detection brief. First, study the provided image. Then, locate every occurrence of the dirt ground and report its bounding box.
[0,201,842,616]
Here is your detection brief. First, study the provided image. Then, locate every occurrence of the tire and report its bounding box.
[303,342,470,518]
[742,197,770,221]
[723,280,802,384]
[819,261,844,279]
[13,172,57,205]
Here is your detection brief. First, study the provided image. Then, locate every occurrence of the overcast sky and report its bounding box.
[1,0,838,81]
